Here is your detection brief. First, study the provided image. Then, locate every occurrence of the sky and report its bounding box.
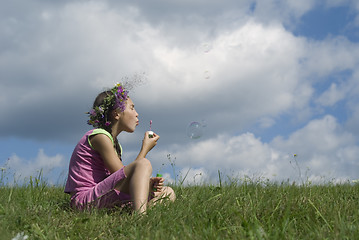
[1,0,359,185]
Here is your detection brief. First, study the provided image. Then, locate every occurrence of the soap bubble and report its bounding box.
[187,121,204,139]
[203,70,210,79]
[200,42,212,53]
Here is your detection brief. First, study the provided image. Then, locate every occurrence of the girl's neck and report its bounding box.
[110,122,122,138]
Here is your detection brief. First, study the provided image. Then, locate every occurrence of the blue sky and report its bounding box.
[1,0,359,185]
[295,5,357,41]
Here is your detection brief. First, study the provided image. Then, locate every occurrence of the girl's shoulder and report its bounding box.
[90,129,114,142]
[87,128,114,149]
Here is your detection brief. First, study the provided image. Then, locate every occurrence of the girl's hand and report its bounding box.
[150,177,164,192]
[141,131,160,154]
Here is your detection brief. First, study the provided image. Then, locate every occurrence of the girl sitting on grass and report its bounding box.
[65,83,175,213]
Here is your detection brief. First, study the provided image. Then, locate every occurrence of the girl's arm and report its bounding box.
[91,131,160,173]
[90,134,124,173]
[136,131,160,160]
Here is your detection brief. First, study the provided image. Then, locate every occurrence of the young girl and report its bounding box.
[65,83,175,213]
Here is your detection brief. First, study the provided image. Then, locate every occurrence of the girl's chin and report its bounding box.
[125,127,136,133]
[125,129,135,133]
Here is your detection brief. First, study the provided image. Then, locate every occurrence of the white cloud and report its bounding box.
[149,133,285,183]
[145,115,359,184]
[131,20,315,139]
[316,82,348,106]
[304,37,359,77]
[7,149,65,183]
[272,115,354,154]
[271,115,359,180]
[257,117,276,129]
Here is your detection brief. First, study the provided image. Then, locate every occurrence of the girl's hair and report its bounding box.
[92,90,114,129]
[92,91,123,158]
[88,83,129,158]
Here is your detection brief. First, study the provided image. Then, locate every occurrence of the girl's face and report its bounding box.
[118,98,139,133]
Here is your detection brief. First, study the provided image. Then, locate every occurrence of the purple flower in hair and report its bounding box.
[89,109,96,116]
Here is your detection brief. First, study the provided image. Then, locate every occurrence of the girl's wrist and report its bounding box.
[137,148,148,160]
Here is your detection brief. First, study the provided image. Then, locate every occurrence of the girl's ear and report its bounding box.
[112,109,123,120]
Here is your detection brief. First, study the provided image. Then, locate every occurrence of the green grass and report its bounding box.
[1,179,359,239]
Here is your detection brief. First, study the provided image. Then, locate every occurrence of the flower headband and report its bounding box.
[87,83,129,128]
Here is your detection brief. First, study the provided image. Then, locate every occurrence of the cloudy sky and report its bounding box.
[1,0,359,185]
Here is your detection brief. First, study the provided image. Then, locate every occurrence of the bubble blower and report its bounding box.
[148,120,154,138]
[153,165,163,192]
[153,172,163,191]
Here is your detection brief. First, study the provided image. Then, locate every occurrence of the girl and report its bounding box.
[65,83,175,213]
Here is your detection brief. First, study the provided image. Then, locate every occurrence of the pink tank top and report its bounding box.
[64,129,118,193]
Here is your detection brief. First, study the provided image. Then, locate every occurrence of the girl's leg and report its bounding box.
[115,158,152,213]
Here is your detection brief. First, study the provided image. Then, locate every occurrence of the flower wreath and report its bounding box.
[87,83,129,128]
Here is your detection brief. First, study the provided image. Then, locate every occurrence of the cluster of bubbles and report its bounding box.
[200,42,212,79]
[183,42,213,140]
[101,72,147,93]
[186,120,207,139]
[185,43,212,140]
[122,72,147,91]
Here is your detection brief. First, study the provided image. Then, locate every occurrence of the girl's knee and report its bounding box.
[124,158,153,178]
[135,158,152,174]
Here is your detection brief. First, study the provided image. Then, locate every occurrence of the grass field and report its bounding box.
[1,175,359,240]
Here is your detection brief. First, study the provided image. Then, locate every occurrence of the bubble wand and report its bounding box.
[148,120,154,138]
